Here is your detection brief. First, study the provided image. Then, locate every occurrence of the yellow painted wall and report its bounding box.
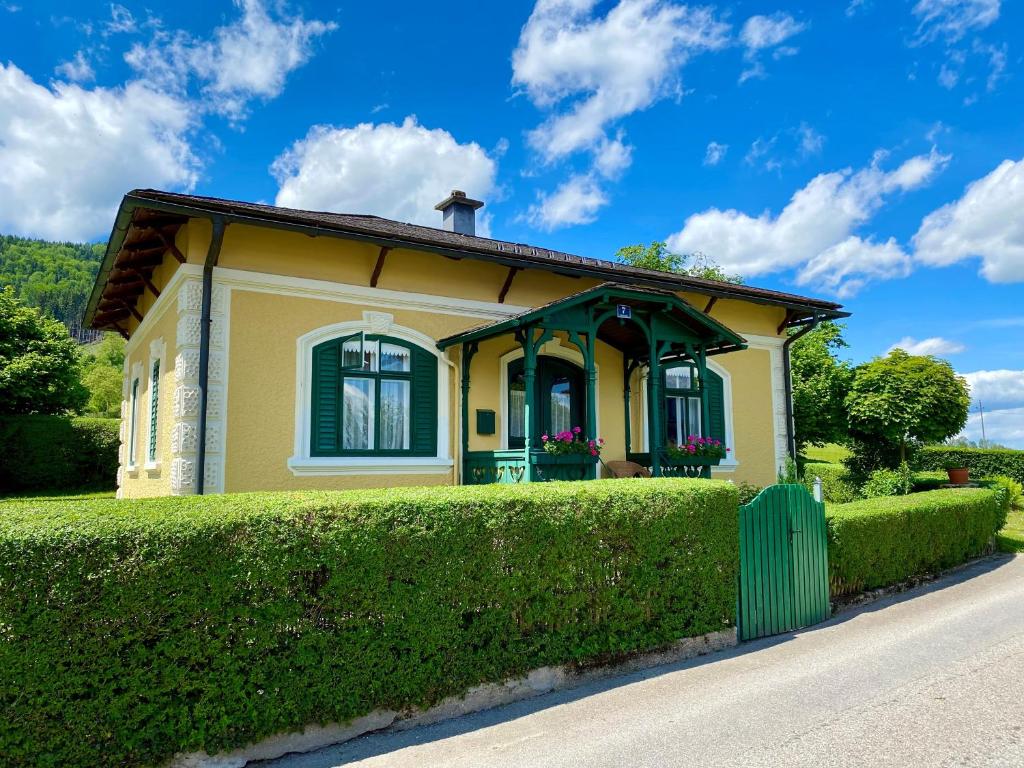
[118,218,793,494]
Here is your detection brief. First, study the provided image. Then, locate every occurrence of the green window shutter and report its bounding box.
[706,368,726,444]
[410,346,438,456]
[148,359,160,462]
[311,340,342,455]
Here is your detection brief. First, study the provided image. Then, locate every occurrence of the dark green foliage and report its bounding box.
[615,242,742,283]
[0,416,119,494]
[80,334,126,418]
[734,481,762,505]
[0,479,739,767]
[0,287,89,414]
[846,350,970,465]
[918,446,1024,484]
[789,321,853,451]
[0,234,103,340]
[860,463,914,498]
[803,462,859,504]
[826,489,1003,597]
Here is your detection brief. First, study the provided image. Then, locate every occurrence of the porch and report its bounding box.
[437,283,747,484]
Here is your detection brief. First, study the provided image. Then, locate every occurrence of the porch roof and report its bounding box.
[436,283,747,357]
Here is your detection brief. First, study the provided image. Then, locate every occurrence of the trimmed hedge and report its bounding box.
[918,446,1024,484]
[803,462,858,504]
[0,415,119,494]
[0,479,738,767]
[826,488,1004,597]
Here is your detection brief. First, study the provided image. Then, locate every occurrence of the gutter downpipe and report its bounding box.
[782,312,823,463]
[196,217,226,495]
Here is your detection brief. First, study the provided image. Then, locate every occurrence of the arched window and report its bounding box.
[661,363,726,447]
[310,334,437,456]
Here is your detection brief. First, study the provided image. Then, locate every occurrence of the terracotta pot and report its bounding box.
[946,467,970,485]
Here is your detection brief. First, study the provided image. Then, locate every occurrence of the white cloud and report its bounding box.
[913,157,1024,282]
[55,51,95,82]
[959,407,1024,448]
[846,0,869,17]
[799,236,912,298]
[739,13,806,83]
[512,0,729,227]
[526,173,607,231]
[962,369,1024,406]
[887,336,966,355]
[271,116,498,232]
[704,141,728,166]
[125,0,336,120]
[797,122,824,155]
[666,148,949,293]
[0,63,198,240]
[911,0,1000,44]
[106,3,138,34]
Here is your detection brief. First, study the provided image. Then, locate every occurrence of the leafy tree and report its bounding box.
[80,334,126,417]
[616,242,742,284]
[0,287,88,414]
[790,321,854,451]
[846,349,970,465]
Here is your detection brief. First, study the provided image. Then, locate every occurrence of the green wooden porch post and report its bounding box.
[623,358,632,457]
[696,343,710,439]
[522,328,537,482]
[460,342,477,485]
[584,332,598,479]
[648,335,662,478]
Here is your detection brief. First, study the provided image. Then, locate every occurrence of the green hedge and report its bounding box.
[918,446,1024,484]
[803,462,859,504]
[0,415,119,494]
[0,479,738,767]
[826,488,1004,597]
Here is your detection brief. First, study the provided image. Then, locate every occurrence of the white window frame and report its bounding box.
[126,361,142,473]
[145,338,166,471]
[288,314,453,476]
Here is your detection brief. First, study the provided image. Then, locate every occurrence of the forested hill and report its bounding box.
[0,234,105,341]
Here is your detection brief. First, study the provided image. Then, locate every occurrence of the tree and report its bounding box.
[790,321,853,451]
[846,349,970,465]
[0,286,88,414]
[615,242,742,284]
[80,333,126,418]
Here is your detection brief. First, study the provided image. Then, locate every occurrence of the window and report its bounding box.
[663,364,702,447]
[506,356,584,449]
[148,359,160,463]
[310,334,436,456]
[128,377,140,467]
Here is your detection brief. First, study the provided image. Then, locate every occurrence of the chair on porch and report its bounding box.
[604,460,652,479]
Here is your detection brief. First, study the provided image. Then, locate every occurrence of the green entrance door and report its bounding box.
[508,356,585,449]
[738,484,830,641]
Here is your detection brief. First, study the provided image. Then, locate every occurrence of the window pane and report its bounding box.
[380,343,411,372]
[379,380,410,450]
[665,366,693,390]
[343,377,373,449]
[687,396,702,437]
[342,338,378,370]
[666,396,682,445]
[509,372,525,442]
[550,377,572,436]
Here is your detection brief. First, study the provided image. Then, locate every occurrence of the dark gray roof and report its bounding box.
[86,188,848,331]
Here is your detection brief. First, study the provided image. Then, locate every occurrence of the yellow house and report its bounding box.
[85,189,847,498]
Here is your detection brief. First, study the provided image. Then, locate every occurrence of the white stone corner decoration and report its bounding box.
[363,311,394,335]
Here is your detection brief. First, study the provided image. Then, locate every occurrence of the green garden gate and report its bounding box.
[738,484,830,641]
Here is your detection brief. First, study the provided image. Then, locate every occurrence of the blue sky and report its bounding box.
[1,0,1022,444]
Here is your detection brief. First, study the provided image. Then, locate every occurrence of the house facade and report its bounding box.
[85,189,846,498]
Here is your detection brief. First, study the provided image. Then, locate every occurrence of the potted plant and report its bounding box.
[944,461,970,485]
[539,427,604,462]
[664,435,728,465]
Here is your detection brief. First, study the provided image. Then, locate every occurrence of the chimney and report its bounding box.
[434,190,484,236]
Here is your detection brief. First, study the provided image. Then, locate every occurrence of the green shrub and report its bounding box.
[0,479,739,767]
[910,471,947,493]
[987,475,1022,510]
[735,481,762,505]
[0,415,119,494]
[826,488,1003,597]
[803,462,859,504]
[861,462,914,498]
[918,446,1024,484]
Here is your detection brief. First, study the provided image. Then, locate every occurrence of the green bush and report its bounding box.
[826,488,1003,597]
[910,471,947,493]
[987,475,1022,510]
[803,462,859,504]
[0,415,119,494]
[735,481,762,505]
[918,446,1024,484]
[0,479,739,767]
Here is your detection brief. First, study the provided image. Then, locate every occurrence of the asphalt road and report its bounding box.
[268,555,1024,768]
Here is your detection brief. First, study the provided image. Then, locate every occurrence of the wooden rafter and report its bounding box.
[498,266,520,304]
[703,297,718,314]
[370,246,391,288]
[104,281,145,298]
[119,301,143,323]
[777,309,796,335]
[117,251,165,269]
[110,322,130,340]
[132,269,161,298]
[157,232,186,264]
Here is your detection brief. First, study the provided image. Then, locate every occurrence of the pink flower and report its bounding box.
[688,444,696,453]
[572,426,582,434]
[726,448,731,452]
[598,438,605,445]
[590,449,598,456]
[542,434,549,441]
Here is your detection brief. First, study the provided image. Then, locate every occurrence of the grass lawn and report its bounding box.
[998,507,1024,553]
[0,490,116,503]
[803,443,852,463]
